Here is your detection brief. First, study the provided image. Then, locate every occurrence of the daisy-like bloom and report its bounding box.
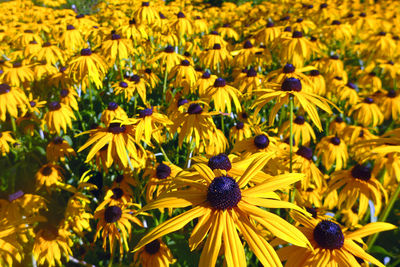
[48,66,73,90]
[24,40,42,58]
[31,42,65,65]
[169,102,219,149]
[229,121,252,142]
[60,25,85,53]
[43,101,76,134]
[77,121,142,169]
[377,89,400,120]
[60,88,79,111]
[315,136,348,171]
[46,136,76,163]
[253,77,335,131]
[280,115,316,146]
[278,211,396,267]
[96,187,132,211]
[144,161,182,203]
[94,204,143,257]
[134,1,160,26]
[205,78,242,114]
[0,83,29,121]
[101,33,133,67]
[35,163,64,192]
[168,59,197,94]
[357,71,382,92]
[63,190,93,237]
[33,225,72,267]
[277,31,318,68]
[255,21,282,45]
[292,17,316,34]
[349,97,384,127]
[328,164,387,218]
[127,106,172,145]
[329,116,346,137]
[133,155,311,267]
[218,23,239,41]
[134,239,176,267]
[314,55,346,81]
[67,48,108,90]
[201,31,228,49]
[231,130,279,160]
[196,71,217,97]
[33,60,59,80]
[237,67,263,95]
[367,31,396,60]
[1,61,34,87]
[307,69,326,95]
[140,68,160,91]
[200,43,232,72]
[232,40,262,69]
[0,131,16,156]
[13,29,42,48]
[119,18,148,44]
[112,173,137,196]
[100,102,128,126]
[0,217,23,266]
[151,45,185,73]
[322,20,354,44]
[170,12,193,39]
[336,82,359,107]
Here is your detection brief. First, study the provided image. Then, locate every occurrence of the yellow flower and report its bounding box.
[35,163,64,192]
[205,78,242,114]
[60,88,79,111]
[0,83,28,121]
[43,101,76,134]
[168,59,197,94]
[134,239,176,267]
[100,102,128,126]
[31,42,65,65]
[133,155,311,267]
[1,61,35,87]
[134,1,160,26]
[0,131,16,156]
[278,211,396,267]
[46,136,76,163]
[151,45,185,73]
[60,25,85,53]
[200,43,232,72]
[280,115,316,146]
[315,136,348,171]
[101,33,134,66]
[349,97,384,127]
[229,121,253,142]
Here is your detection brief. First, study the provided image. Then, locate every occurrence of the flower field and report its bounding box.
[1,0,400,266]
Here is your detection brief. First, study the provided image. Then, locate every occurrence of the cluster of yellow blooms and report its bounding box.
[0,0,400,266]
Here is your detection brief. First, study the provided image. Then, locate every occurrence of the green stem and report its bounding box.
[89,83,93,111]
[289,96,294,173]
[119,62,124,81]
[11,117,16,133]
[159,143,171,163]
[163,65,168,94]
[221,115,225,134]
[367,182,400,250]
[108,241,116,267]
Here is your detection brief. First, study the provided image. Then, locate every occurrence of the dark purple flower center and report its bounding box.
[0,84,10,94]
[335,116,343,123]
[41,166,53,176]
[210,31,219,35]
[213,43,221,50]
[388,90,397,98]
[67,25,75,30]
[330,55,339,60]
[310,70,320,76]
[111,34,121,40]
[331,20,341,25]
[164,45,174,53]
[296,18,304,23]
[111,188,124,199]
[43,42,51,47]
[281,77,302,92]
[24,30,33,33]
[60,89,69,98]
[369,72,376,77]
[115,174,124,183]
[119,81,128,88]
[351,164,371,181]
[214,78,226,87]
[254,134,270,149]
[208,153,232,171]
[139,108,153,118]
[177,98,189,107]
[207,176,241,210]
[76,14,85,19]
[266,22,274,27]
[292,31,303,38]
[156,163,171,179]
[181,60,190,66]
[48,101,61,111]
[284,26,292,32]
[330,137,341,145]
[159,12,166,19]
[236,121,244,130]
[29,40,38,44]
[53,136,64,144]
[346,83,357,90]
[104,206,122,223]
[80,48,92,56]
[243,40,253,49]
[129,19,136,25]
[13,62,22,68]
[294,115,305,125]
[378,31,386,36]
[283,63,295,73]
[142,1,149,6]
[296,146,313,160]
[202,71,211,79]
[306,207,317,218]
[177,12,185,18]
[108,102,118,110]
[313,220,344,249]
[187,103,203,114]
[8,190,24,202]
[145,239,160,254]
[108,123,126,134]
[247,68,257,77]
[364,97,374,104]
[130,74,141,83]
[320,3,328,8]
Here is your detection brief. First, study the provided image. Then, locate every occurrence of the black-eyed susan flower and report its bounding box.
[168,59,197,94]
[206,78,242,114]
[377,89,400,120]
[201,31,228,49]
[94,204,143,257]
[0,131,16,156]
[134,1,160,26]
[232,40,262,69]
[31,42,65,65]
[33,225,72,267]
[100,102,128,126]
[280,115,316,146]
[307,69,326,95]
[328,164,387,218]
[232,130,278,157]
[315,136,348,171]
[196,71,217,97]
[229,121,252,142]
[200,43,232,72]
[96,187,132,211]
[336,82,360,107]
[46,136,76,163]
[357,71,382,92]
[151,45,184,73]
[278,211,396,267]
[35,163,64,192]
[255,21,282,45]
[134,156,311,267]
[60,88,79,111]
[60,25,85,53]
[170,12,193,39]
[349,97,384,127]
[218,23,239,40]
[101,33,134,67]
[329,116,347,137]
[119,18,148,44]
[77,121,142,169]
[134,239,176,267]
[43,101,76,134]
[67,48,108,90]
[237,67,263,95]
[0,83,28,121]
[253,77,335,131]
[140,68,160,91]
